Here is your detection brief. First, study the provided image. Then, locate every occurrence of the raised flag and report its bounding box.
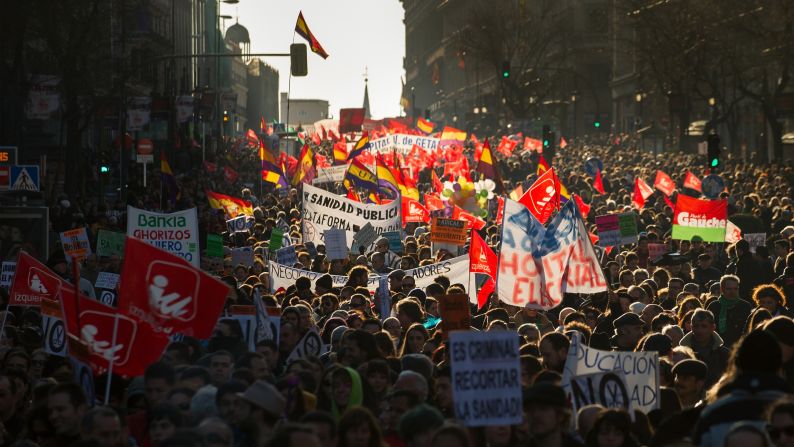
[347,134,370,161]
[440,126,467,145]
[118,237,231,338]
[559,137,568,149]
[9,251,65,307]
[401,196,430,224]
[574,194,591,218]
[475,140,506,194]
[206,191,253,218]
[537,154,550,174]
[295,11,329,59]
[469,232,497,279]
[632,177,654,210]
[203,160,217,173]
[425,193,445,211]
[524,137,543,152]
[725,220,742,244]
[477,278,495,310]
[496,136,518,157]
[333,141,348,164]
[60,284,170,377]
[509,184,524,201]
[431,170,444,194]
[291,144,316,186]
[654,170,676,196]
[375,154,401,199]
[223,166,239,184]
[672,195,727,242]
[593,169,606,194]
[344,158,378,192]
[453,206,486,231]
[161,152,178,205]
[246,129,259,147]
[518,168,559,224]
[683,171,702,193]
[260,116,266,134]
[416,117,435,134]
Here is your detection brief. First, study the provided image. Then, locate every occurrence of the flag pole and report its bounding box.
[0,307,11,345]
[103,313,120,405]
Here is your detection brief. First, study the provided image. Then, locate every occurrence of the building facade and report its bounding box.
[280,93,329,130]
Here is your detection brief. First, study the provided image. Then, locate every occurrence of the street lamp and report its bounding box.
[708,97,716,107]
[635,90,644,130]
[473,106,480,114]
[481,106,488,114]
[571,91,578,139]
[452,114,459,123]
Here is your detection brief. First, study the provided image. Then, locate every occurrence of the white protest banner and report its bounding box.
[127,206,200,267]
[302,183,401,249]
[450,330,522,427]
[0,262,15,290]
[226,215,254,233]
[369,133,440,154]
[231,246,255,267]
[313,165,347,184]
[569,371,635,416]
[744,233,766,253]
[323,228,349,260]
[351,223,378,255]
[60,227,92,262]
[499,199,607,310]
[269,255,472,296]
[562,333,659,413]
[285,327,328,364]
[94,272,120,290]
[276,246,298,266]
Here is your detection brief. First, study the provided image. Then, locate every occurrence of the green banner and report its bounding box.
[96,230,125,258]
[269,228,284,251]
[206,234,224,258]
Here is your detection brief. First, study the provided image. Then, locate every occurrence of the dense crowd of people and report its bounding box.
[0,129,794,447]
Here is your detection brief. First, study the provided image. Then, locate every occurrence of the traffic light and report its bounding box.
[100,165,110,174]
[290,43,308,77]
[542,125,551,148]
[707,133,721,170]
[424,109,430,120]
[223,111,230,123]
[501,60,510,78]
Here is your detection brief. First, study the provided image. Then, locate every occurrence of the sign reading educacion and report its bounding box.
[127,206,200,267]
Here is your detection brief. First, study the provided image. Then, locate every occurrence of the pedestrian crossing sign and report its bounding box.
[10,165,40,191]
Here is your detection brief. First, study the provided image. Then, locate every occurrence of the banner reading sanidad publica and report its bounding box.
[671,195,727,242]
[301,183,401,249]
[127,206,200,267]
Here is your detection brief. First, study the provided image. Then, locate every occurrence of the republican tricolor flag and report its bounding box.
[295,11,329,59]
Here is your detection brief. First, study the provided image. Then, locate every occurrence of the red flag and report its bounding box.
[477,278,495,310]
[496,196,505,222]
[633,177,654,210]
[524,137,543,152]
[425,193,445,211]
[593,170,606,194]
[519,168,559,224]
[574,194,591,218]
[9,251,66,307]
[401,196,430,224]
[496,136,518,157]
[560,137,568,149]
[453,206,486,231]
[311,132,322,146]
[60,285,169,377]
[654,170,676,196]
[246,129,259,147]
[347,188,361,202]
[203,160,217,173]
[315,154,331,168]
[223,166,239,184]
[469,232,497,279]
[537,154,550,174]
[431,170,444,193]
[683,171,702,192]
[663,195,675,210]
[118,237,231,339]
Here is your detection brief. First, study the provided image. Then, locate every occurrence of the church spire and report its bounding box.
[363,66,371,119]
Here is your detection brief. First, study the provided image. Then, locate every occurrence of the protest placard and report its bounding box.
[41,298,67,357]
[127,206,200,267]
[228,305,256,352]
[648,243,667,262]
[206,234,223,258]
[439,294,471,339]
[430,217,468,245]
[301,183,401,249]
[226,215,254,233]
[744,233,766,253]
[276,246,298,267]
[324,229,348,260]
[383,230,403,253]
[562,332,659,413]
[351,223,378,255]
[60,227,92,262]
[285,328,328,364]
[269,228,285,251]
[0,262,15,290]
[94,272,120,290]
[450,330,522,427]
[596,213,638,247]
[569,370,635,416]
[672,196,727,242]
[96,230,125,258]
[313,165,347,184]
[231,246,255,267]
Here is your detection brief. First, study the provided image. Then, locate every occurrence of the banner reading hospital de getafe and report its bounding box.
[127,206,200,267]
[301,183,401,248]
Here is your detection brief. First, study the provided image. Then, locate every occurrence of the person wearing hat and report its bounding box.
[611,312,644,351]
[694,253,722,293]
[673,359,708,408]
[236,380,286,444]
[523,382,582,447]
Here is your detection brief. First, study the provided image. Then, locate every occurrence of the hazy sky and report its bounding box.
[228,0,406,120]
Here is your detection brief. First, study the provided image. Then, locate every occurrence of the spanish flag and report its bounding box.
[440,126,467,144]
[291,143,316,186]
[343,158,378,192]
[295,11,329,59]
[475,140,506,194]
[206,191,254,218]
[333,141,348,165]
[416,117,435,134]
[347,133,370,161]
